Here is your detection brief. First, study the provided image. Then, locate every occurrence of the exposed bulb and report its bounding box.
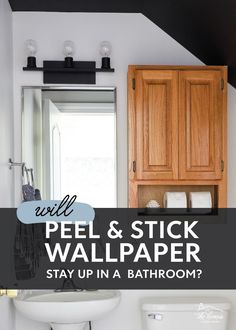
[63,40,75,57]
[99,41,112,57]
[25,39,37,57]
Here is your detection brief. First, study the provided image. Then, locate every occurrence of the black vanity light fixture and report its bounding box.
[100,41,112,70]
[23,40,115,84]
[63,40,75,68]
[25,39,38,68]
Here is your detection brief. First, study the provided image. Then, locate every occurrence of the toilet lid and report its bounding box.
[141,297,231,312]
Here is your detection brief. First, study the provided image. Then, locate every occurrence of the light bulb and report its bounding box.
[63,40,75,57]
[99,41,112,57]
[25,39,37,57]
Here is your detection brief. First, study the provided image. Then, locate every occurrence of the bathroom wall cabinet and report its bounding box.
[128,65,227,208]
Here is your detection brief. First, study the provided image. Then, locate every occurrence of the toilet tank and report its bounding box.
[142,298,231,330]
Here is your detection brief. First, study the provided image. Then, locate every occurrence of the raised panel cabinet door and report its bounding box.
[136,70,178,180]
[179,70,223,180]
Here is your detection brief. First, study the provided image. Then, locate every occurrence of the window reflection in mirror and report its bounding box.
[22,87,117,207]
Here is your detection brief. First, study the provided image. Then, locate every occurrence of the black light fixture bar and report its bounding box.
[23,67,43,71]
[23,60,114,84]
[96,68,115,72]
[23,67,115,72]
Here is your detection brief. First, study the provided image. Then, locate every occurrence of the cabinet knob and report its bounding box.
[132,161,136,173]
[221,160,224,172]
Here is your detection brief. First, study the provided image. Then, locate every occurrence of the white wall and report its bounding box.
[12,11,236,330]
[0,0,15,328]
[0,297,14,330]
[0,0,14,207]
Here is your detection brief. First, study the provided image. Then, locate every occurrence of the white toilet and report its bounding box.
[142,297,231,330]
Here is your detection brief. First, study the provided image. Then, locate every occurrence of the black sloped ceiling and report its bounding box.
[8,0,236,87]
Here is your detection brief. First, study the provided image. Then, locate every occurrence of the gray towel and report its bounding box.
[34,188,42,200]
[22,184,35,201]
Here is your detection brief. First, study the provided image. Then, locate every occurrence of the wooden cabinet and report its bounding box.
[178,70,223,180]
[128,65,227,208]
[135,70,178,180]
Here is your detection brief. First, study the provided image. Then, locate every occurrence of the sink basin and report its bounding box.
[14,290,121,330]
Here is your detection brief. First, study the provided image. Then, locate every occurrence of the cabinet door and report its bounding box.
[136,70,178,180]
[179,70,223,180]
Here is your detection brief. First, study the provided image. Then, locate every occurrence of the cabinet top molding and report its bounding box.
[128,65,227,71]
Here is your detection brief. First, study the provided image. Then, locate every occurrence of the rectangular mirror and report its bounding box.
[22,87,117,207]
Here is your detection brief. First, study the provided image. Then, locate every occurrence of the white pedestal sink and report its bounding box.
[14,290,121,330]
